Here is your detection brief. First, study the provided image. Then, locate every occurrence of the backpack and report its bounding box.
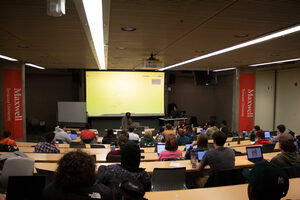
[119,180,147,200]
[0,144,18,152]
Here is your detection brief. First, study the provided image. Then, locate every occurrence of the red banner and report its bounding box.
[3,69,24,139]
[238,73,255,132]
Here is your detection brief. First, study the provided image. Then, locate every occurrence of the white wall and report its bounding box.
[254,71,275,131]
[276,68,300,135]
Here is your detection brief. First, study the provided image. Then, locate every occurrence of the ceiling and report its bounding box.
[1,0,300,70]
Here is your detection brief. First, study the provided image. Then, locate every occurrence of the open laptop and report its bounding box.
[201,129,206,134]
[264,131,271,139]
[156,144,165,155]
[68,133,77,140]
[185,144,197,150]
[242,130,248,137]
[246,146,264,163]
[197,150,207,162]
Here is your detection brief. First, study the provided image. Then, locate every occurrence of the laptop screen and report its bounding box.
[185,144,197,150]
[157,144,165,155]
[242,130,248,137]
[68,133,77,140]
[246,146,263,160]
[264,131,270,139]
[294,141,299,150]
[196,128,201,133]
[197,150,207,161]
[201,129,206,134]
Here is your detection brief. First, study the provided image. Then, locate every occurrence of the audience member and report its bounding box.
[183,125,195,141]
[0,131,17,147]
[205,121,219,139]
[247,160,289,200]
[54,124,72,144]
[98,142,151,200]
[177,128,192,145]
[272,124,286,143]
[270,133,300,168]
[102,128,117,144]
[140,129,157,147]
[220,120,230,136]
[128,126,139,141]
[42,151,113,200]
[198,131,235,172]
[80,123,97,144]
[155,127,165,143]
[121,112,133,130]
[35,132,60,153]
[158,134,183,161]
[254,130,270,145]
[185,134,209,159]
[106,134,128,161]
[248,125,260,141]
[162,123,176,139]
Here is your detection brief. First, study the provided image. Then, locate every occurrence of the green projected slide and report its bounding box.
[86,71,165,116]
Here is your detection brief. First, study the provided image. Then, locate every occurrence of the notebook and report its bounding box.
[246,146,263,163]
[264,131,271,139]
[197,150,207,162]
[156,144,165,155]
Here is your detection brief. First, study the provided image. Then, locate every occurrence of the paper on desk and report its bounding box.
[170,162,180,167]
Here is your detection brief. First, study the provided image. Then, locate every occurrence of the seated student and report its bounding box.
[248,125,261,141]
[162,123,176,139]
[42,151,113,200]
[185,134,208,159]
[106,134,128,161]
[254,130,270,145]
[220,120,230,136]
[270,133,300,168]
[183,125,195,141]
[128,126,139,141]
[198,131,235,172]
[80,123,97,144]
[0,130,17,147]
[54,123,72,144]
[35,132,60,153]
[140,129,157,147]
[177,128,192,146]
[102,128,117,144]
[272,124,286,143]
[205,121,219,139]
[158,134,183,161]
[98,142,151,200]
[248,160,289,200]
[155,127,165,143]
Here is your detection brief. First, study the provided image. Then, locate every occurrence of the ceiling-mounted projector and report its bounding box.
[47,0,66,17]
[142,53,164,68]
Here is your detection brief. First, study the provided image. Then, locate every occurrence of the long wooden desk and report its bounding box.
[144,177,300,200]
[34,152,280,173]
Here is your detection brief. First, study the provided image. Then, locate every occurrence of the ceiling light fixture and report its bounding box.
[25,63,46,70]
[0,55,18,62]
[82,0,106,70]
[213,67,236,72]
[158,24,300,71]
[249,57,300,67]
[121,27,136,31]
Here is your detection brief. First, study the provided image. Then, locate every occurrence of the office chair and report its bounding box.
[107,155,121,163]
[90,144,105,148]
[151,167,187,191]
[283,165,300,178]
[69,143,86,148]
[204,168,245,188]
[36,168,55,185]
[261,143,276,153]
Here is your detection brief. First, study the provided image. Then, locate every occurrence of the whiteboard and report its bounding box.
[57,102,87,123]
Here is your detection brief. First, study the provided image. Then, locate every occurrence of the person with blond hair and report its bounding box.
[140,129,157,147]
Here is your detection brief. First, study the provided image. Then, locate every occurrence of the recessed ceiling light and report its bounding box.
[234,34,249,38]
[0,55,18,61]
[158,24,300,71]
[249,57,300,67]
[121,27,136,31]
[117,47,126,50]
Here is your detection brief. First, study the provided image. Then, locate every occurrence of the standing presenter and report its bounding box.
[121,112,133,130]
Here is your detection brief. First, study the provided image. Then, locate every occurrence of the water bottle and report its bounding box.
[110,142,116,151]
[191,150,197,168]
[237,134,241,144]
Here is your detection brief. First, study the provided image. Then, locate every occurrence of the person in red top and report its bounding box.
[0,130,17,147]
[254,130,270,145]
[80,124,97,144]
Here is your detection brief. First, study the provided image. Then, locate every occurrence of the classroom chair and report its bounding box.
[90,144,105,148]
[204,168,245,188]
[107,155,121,163]
[151,167,187,191]
[36,168,55,185]
[70,143,86,148]
[261,143,276,153]
[283,165,300,178]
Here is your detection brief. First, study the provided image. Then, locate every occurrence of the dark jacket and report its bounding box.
[140,136,157,147]
[177,136,192,146]
[42,182,113,200]
[271,152,300,168]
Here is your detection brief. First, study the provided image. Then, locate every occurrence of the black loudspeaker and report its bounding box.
[193,71,217,86]
[168,73,176,85]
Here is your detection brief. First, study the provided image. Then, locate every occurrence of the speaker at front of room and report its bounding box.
[193,71,217,86]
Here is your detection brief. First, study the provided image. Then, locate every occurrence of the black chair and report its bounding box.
[6,176,45,200]
[70,143,86,148]
[90,144,105,148]
[162,157,185,161]
[261,143,276,153]
[107,155,121,162]
[151,167,187,191]
[283,165,300,178]
[36,168,55,185]
[81,139,94,144]
[232,137,245,142]
[204,168,245,188]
